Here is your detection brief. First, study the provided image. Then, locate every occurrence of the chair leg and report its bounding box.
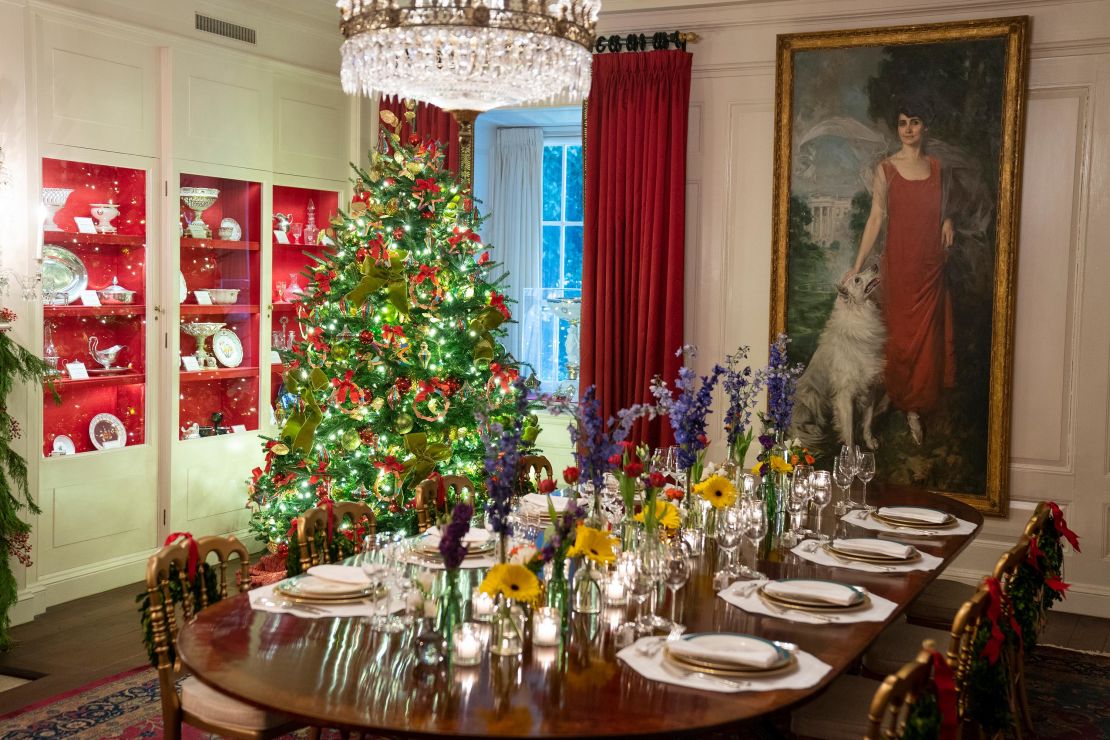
[306,728,321,740]
[1017,670,1034,732]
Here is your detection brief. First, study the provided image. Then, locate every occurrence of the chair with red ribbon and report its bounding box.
[414,473,479,532]
[294,499,377,572]
[863,639,958,740]
[142,533,308,739]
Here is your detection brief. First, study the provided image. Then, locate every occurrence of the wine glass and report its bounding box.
[628,558,655,633]
[664,545,690,627]
[290,222,304,245]
[786,470,812,545]
[741,499,767,580]
[811,470,832,541]
[857,451,876,510]
[739,472,758,501]
[715,507,742,582]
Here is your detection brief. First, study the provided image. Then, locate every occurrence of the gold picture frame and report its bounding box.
[770,17,1029,516]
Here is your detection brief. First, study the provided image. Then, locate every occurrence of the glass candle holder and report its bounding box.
[532,606,561,647]
[452,622,483,667]
[604,573,627,606]
[471,591,494,622]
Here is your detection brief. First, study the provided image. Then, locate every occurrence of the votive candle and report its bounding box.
[453,622,482,667]
[605,575,627,606]
[472,591,494,622]
[532,607,561,647]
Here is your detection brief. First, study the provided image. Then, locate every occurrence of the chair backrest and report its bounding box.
[1023,504,1051,540]
[413,475,477,532]
[296,500,377,571]
[144,535,251,718]
[518,454,554,490]
[866,640,939,739]
[992,536,1030,593]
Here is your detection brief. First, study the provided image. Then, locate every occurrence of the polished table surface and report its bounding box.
[178,485,982,738]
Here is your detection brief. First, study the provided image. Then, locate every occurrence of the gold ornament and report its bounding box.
[271,443,290,456]
[394,412,415,434]
[371,397,385,412]
[342,428,361,451]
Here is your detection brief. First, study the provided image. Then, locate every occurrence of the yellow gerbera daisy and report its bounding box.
[479,563,541,605]
[568,525,617,564]
[693,475,738,509]
[634,501,681,530]
[752,457,794,476]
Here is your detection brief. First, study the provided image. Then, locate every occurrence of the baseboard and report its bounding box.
[939,566,1110,618]
[10,549,157,626]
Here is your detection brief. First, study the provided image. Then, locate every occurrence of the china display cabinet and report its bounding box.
[40,157,149,457]
[177,172,262,439]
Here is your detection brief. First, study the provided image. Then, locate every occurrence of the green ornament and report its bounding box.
[332,345,351,361]
[342,428,361,451]
[394,412,415,434]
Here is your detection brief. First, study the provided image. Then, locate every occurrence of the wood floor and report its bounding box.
[0,579,1107,717]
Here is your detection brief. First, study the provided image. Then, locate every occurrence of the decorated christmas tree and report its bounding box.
[248,107,527,548]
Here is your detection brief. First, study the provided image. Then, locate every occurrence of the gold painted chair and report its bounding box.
[295,500,377,571]
[144,534,310,740]
[518,454,554,491]
[413,474,477,532]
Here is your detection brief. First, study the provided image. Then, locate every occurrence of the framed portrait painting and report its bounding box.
[770,17,1029,515]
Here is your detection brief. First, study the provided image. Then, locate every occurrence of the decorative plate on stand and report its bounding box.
[89,413,127,450]
[179,272,188,304]
[52,435,76,456]
[212,328,244,368]
[41,245,88,304]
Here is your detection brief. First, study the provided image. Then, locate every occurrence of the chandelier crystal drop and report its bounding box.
[337,0,601,111]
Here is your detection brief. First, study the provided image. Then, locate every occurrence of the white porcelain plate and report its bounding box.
[52,435,76,456]
[179,272,187,304]
[219,217,242,241]
[89,413,126,450]
[212,328,243,368]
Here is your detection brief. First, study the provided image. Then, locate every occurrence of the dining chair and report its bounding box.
[296,500,377,571]
[518,454,554,491]
[413,474,477,532]
[145,535,311,740]
[791,640,940,739]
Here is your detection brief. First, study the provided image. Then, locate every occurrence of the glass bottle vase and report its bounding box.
[547,557,571,639]
[436,569,462,652]
[489,597,524,656]
[572,559,602,614]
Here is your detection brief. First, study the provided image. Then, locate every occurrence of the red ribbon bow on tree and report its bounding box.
[308,457,329,485]
[317,495,336,540]
[928,649,959,740]
[447,226,481,251]
[164,532,200,583]
[415,377,451,402]
[367,236,389,263]
[489,292,511,320]
[331,370,363,404]
[488,363,519,392]
[1046,501,1081,552]
[374,456,404,476]
[414,265,440,286]
[981,577,1022,664]
[413,178,440,194]
[382,324,405,345]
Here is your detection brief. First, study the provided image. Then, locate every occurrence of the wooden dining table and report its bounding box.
[178,484,982,738]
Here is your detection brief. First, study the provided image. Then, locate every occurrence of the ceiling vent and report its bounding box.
[195,13,256,45]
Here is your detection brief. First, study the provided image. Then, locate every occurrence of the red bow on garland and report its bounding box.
[331,370,363,404]
[488,292,511,320]
[415,377,451,402]
[429,471,447,511]
[1045,501,1081,552]
[414,265,440,286]
[1027,535,1071,594]
[413,178,440,195]
[164,532,200,583]
[929,649,959,740]
[981,577,1022,664]
[382,324,405,345]
[488,362,519,392]
[374,456,404,477]
[317,495,336,540]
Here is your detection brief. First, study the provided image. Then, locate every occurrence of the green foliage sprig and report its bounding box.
[134,562,220,669]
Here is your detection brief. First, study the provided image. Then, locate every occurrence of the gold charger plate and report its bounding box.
[758,587,871,613]
[871,510,957,529]
[417,539,496,556]
[824,543,921,564]
[663,648,798,678]
[275,577,379,602]
[273,588,379,605]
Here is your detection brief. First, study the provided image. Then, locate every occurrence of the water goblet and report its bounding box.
[664,546,690,628]
[786,473,811,545]
[739,472,759,501]
[628,560,655,634]
[833,458,855,514]
[811,471,832,541]
[741,500,767,580]
[715,508,743,581]
[857,451,876,510]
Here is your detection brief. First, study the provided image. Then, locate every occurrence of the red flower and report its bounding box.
[538,479,557,494]
[477,251,491,265]
[563,466,580,484]
[664,487,684,501]
[489,292,511,320]
[624,461,643,477]
[697,433,709,446]
[607,454,622,468]
[619,440,636,451]
[649,471,666,488]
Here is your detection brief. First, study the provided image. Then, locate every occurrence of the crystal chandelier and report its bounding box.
[337,1,601,112]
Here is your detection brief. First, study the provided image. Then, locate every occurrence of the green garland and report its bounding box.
[900,690,941,740]
[0,330,56,650]
[964,618,1017,736]
[134,562,221,668]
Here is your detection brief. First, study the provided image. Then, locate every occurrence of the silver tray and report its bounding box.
[42,245,88,304]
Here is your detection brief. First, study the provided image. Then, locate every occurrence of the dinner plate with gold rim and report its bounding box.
[823,542,921,564]
[418,538,496,555]
[664,633,794,673]
[272,588,378,605]
[758,580,870,612]
[275,576,378,601]
[662,642,798,677]
[871,509,957,529]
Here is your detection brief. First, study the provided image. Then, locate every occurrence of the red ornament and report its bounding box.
[395,376,412,393]
[359,330,374,343]
[359,427,379,446]
[356,248,368,261]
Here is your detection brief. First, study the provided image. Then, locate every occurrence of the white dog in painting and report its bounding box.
[789,264,887,452]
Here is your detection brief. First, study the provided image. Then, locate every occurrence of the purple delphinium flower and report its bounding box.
[565,387,656,490]
[479,377,532,536]
[754,334,804,437]
[650,346,725,472]
[438,502,473,569]
[722,346,759,449]
[537,500,586,565]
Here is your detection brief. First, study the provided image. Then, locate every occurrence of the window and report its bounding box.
[524,138,583,392]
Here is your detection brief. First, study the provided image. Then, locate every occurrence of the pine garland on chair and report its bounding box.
[135,562,221,669]
[900,691,941,740]
[0,327,56,650]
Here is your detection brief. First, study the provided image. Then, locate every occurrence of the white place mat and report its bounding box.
[248,582,404,619]
[791,540,943,573]
[398,548,497,571]
[842,508,977,537]
[618,636,831,694]
[718,578,899,625]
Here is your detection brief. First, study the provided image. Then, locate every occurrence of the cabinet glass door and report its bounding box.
[41,157,148,457]
[178,173,261,438]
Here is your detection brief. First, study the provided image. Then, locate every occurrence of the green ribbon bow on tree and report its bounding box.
[401,432,452,483]
[469,306,506,367]
[281,366,330,453]
[344,251,410,316]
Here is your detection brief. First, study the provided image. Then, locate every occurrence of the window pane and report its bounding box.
[565,146,583,222]
[557,320,570,381]
[542,225,562,289]
[563,225,583,289]
[542,145,563,221]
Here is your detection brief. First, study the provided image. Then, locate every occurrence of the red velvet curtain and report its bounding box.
[379,97,461,174]
[582,50,692,447]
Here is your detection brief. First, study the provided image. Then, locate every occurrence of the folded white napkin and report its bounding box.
[521,492,579,513]
[878,506,949,524]
[666,635,779,669]
[287,575,366,596]
[832,538,915,559]
[423,526,491,545]
[763,580,863,607]
[306,564,371,586]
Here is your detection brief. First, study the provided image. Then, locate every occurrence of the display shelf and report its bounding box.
[180,366,259,383]
[44,304,146,317]
[271,302,303,311]
[180,304,260,316]
[180,238,261,252]
[43,232,147,249]
[46,372,146,391]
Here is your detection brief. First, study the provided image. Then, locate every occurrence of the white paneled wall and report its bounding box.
[600,0,1110,615]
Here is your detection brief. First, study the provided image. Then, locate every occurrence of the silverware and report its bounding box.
[659,658,750,690]
[258,597,325,615]
[760,600,832,623]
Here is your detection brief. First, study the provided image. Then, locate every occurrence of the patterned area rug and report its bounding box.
[0,646,1106,738]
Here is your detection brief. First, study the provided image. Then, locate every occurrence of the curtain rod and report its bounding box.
[593,31,700,54]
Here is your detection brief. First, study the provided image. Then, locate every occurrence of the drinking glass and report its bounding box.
[715,507,742,581]
[741,500,767,580]
[739,472,758,501]
[786,471,812,544]
[290,222,304,245]
[811,471,832,541]
[857,451,876,510]
[664,546,690,627]
[833,458,854,514]
[628,560,655,633]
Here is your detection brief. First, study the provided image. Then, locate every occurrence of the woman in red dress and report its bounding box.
[849,103,955,445]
